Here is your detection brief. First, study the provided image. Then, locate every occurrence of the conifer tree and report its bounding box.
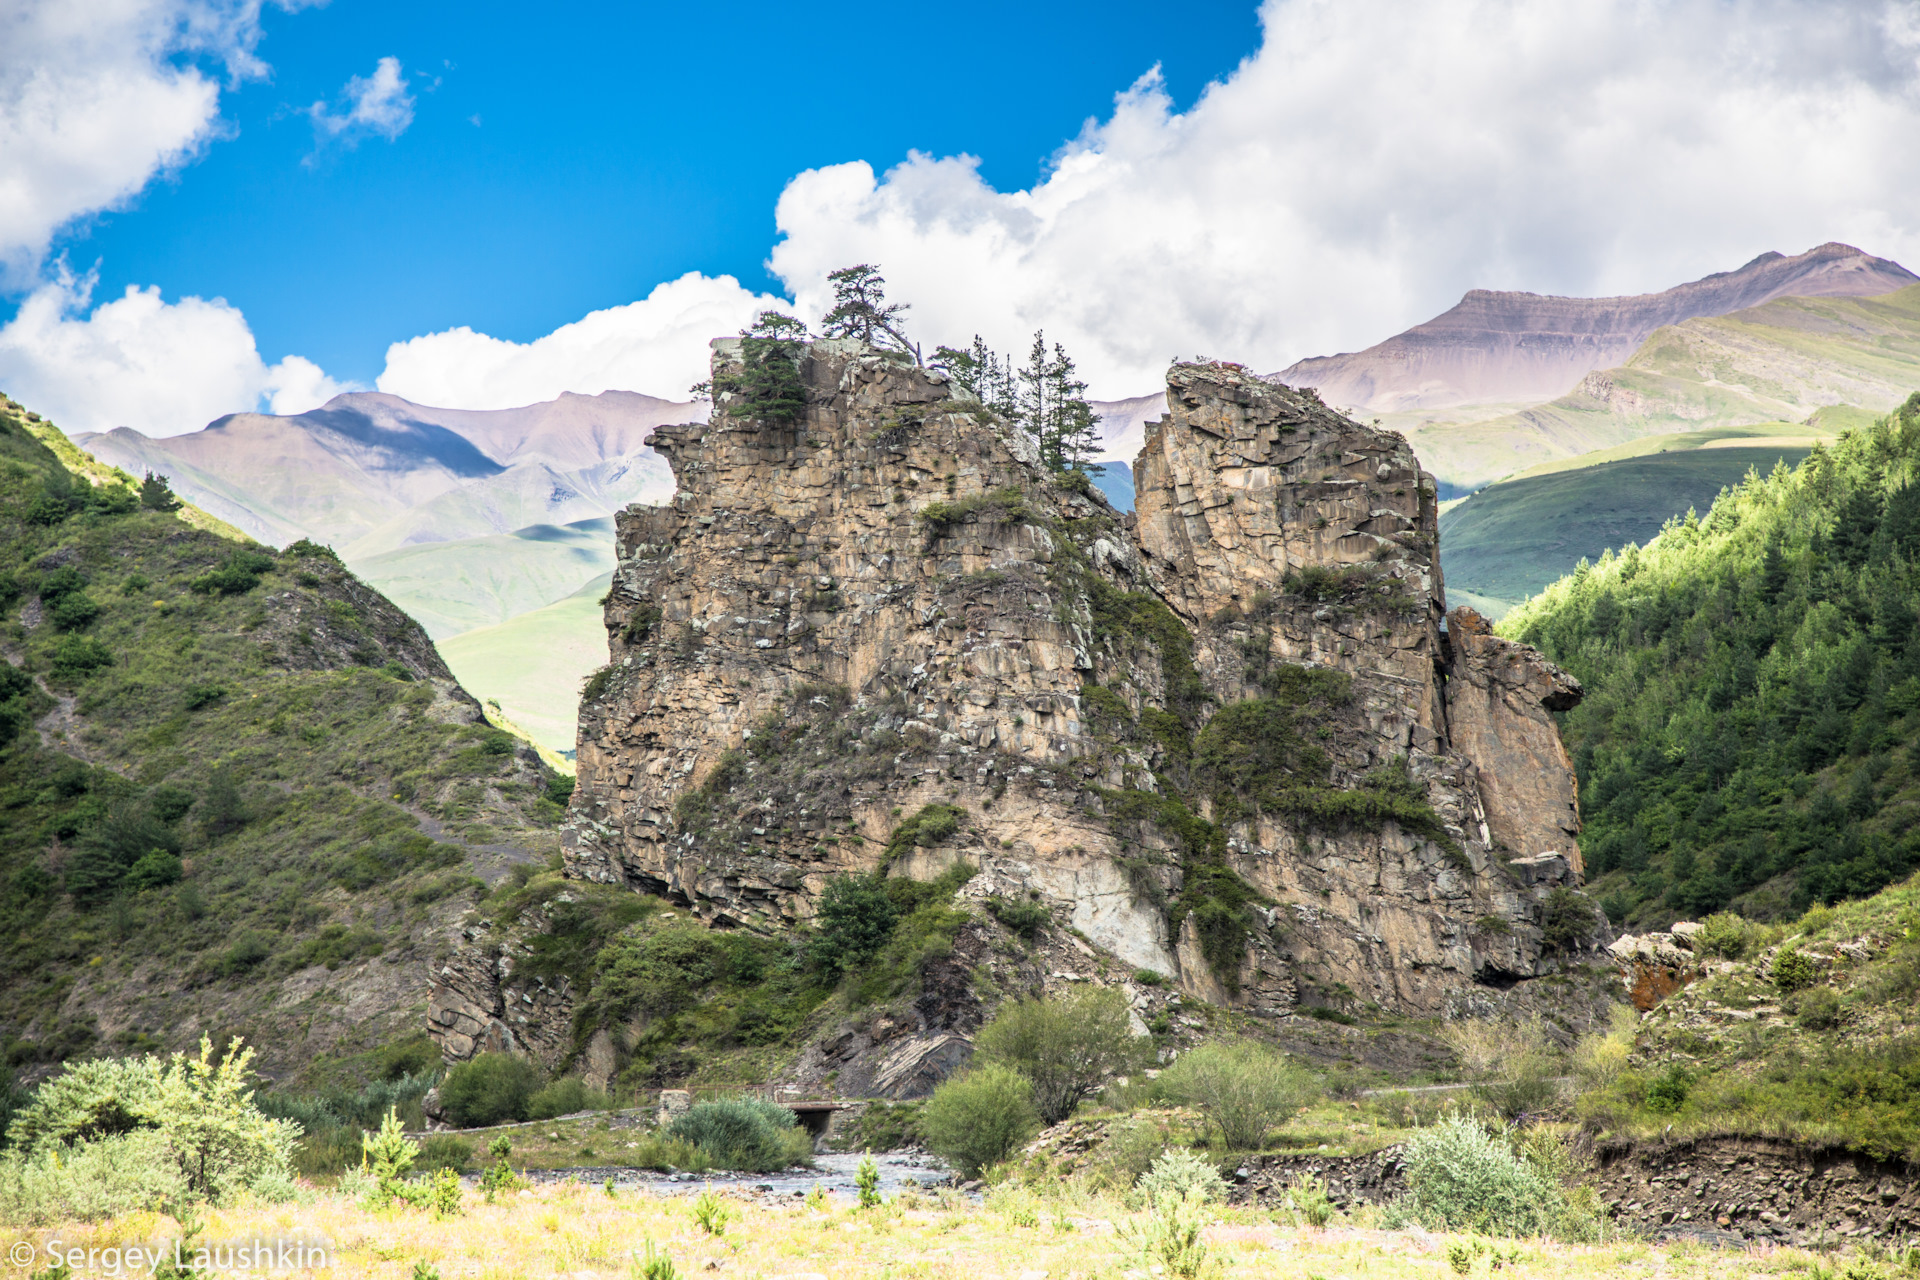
[821,264,919,362]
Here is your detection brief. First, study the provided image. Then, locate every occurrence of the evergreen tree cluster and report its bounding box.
[691,260,1107,479]
[1503,392,1920,925]
[933,332,1104,476]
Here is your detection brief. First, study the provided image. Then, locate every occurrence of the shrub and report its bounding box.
[5,1036,298,1219]
[190,550,275,596]
[920,1063,1040,1178]
[1287,1173,1335,1227]
[692,1185,736,1233]
[1644,1065,1691,1113]
[416,1135,473,1173]
[855,1154,882,1208]
[1571,1005,1638,1091]
[360,1107,419,1208]
[527,1076,611,1120]
[1134,1148,1229,1209]
[438,1052,543,1128]
[1794,984,1843,1030]
[47,591,99,630]
[48,634,112,678]
[975,986,1137,1124]
[1398,1114,1561,1236]
[984,893,1050,939]
[1119,1188,1211,1279]
[1773,947,1821,992]
[1695,912,1765,959]
[810,874,898,972]
[6,1057,160,1150]
[124,850,184,891]
[1441,1017,1562,1120]
[0,1129,186,1224]
[1157,1038,1314,1150]
[666,1100,808,1172]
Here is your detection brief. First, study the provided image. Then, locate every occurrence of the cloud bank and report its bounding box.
[9,0,1920,434]
[376,272,785,410]
[0,271,348,434]
[768,0,1920,393]
[0,0,278,289]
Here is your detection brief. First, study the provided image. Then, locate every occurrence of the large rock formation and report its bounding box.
[549,340,1604,1023]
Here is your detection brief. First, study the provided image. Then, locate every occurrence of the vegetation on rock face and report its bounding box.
[1504,393,1920,924]
[935,331,1104,476]
[0,394,566,1086]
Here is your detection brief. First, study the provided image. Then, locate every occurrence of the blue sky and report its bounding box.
[50,0,1261,387]
[3,0,1917,436]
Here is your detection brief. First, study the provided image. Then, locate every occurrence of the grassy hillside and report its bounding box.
[437,574,609,756]
[351,516,614,640]
[1580,873,1920,1163]
[1405,284,1920,490]
[0,393,570,1090]
[1500,393,1920,927]
[1440,444,1815,617]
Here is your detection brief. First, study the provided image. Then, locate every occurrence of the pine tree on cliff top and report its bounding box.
[821,264,919,363]
[934,330,1104,477]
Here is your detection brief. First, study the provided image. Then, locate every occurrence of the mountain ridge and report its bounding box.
[1274,242,1917,413]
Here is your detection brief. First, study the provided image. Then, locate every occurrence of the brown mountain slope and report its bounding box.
[72,389,699,559]
[1274,242,1916,413]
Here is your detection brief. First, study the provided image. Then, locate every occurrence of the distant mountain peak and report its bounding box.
[1274,243,1918,412]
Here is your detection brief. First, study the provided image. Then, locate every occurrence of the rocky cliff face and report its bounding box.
[540,339,1600,1022]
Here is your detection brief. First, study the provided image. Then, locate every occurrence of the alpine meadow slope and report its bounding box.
[0,393,573,1090]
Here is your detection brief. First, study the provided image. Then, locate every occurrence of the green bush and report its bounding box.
[1773,947,1822,991]
[984,893,1050,939]
[527,1076,611,1120]
[124,850,184,891]
[1134,1147,1228,1208]
[1793,984,1844,1030]
[665,1099,808,1172]
[48,634,112,678]
[0,1129,186,1224]
[46,591,99,630]
[1695,912,1765,959]
[1397,1114,1561,1236]
[811,874,898,972]
[438,1052,543,1128]
[975,986,1137,1124]
[1644,1065,1691,1113]
[1,1036,297,1221]
[1157,1037,1316,1150]
[190,550,274,596]
[920,1063,1040,1178]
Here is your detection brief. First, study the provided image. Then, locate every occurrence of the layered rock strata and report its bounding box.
[542,340,1604,1028]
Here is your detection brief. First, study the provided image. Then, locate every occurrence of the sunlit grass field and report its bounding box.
[7,1180,1896,1280]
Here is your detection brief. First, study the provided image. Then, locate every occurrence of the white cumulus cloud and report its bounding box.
[0,0,283,288]
[376,271,786,409]
[307,56,416,149]
[768,0,1920,396]
[0,270,349,435]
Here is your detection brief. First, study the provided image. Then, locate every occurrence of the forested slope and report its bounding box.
[1501,393,1920,927]
[0,393,570,1090]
